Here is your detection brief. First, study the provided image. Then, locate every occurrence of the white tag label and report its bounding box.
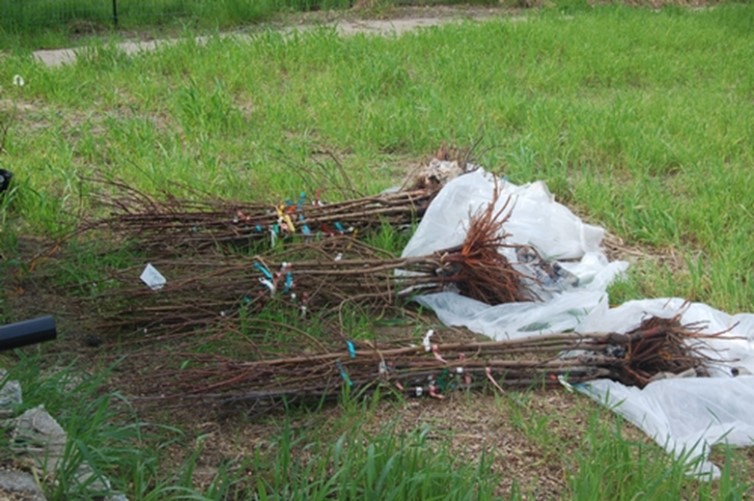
[140,263,166,291]
[422,329,434,352]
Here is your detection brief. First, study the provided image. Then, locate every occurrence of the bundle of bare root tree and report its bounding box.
[80,147,481,254]
[82,166,469,256]
[90,195,535,338]
[92,187,437,252]
[130,315,720,406]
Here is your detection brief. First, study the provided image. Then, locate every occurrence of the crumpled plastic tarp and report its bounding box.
[403,169,754,478]
[404,169,629,337]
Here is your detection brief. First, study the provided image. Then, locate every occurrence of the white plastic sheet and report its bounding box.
[405,169,754,478]
[403,169,608,260]
[415,290,608,340]
[404,169,628,337]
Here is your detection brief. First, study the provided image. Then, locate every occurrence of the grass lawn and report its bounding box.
[1,2,753,499]
[0,0,496,49]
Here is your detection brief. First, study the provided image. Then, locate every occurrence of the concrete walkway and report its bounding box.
[32,9,514,68]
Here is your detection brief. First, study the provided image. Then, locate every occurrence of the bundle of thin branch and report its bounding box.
[129,315,721,406]
[89,195,532,337]
[84,178,437,253]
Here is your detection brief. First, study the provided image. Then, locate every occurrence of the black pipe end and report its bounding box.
[0,169,12,194]
[0,316,57,351]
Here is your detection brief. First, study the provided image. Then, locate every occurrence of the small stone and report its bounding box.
[0,370,23,418]
[11,406,125,499]
[75,462,111,494]
[12,405,68,473]
[192,465,219,488]
[0,470,47,501]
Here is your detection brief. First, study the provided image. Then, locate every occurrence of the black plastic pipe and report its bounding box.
[0,169,11,194]
[0,316,57,351]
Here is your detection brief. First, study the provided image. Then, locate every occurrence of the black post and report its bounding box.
[112,0,118,28]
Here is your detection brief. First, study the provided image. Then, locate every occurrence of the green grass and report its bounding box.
[3,354,745,499]
[1,2,754,498]
[0,352,186,499]
[3,359,750,499]
[250,422,497,500]
[0,0,501,50]
[567,409,751,500]
[2,2,753,310]
[0,0,351,36]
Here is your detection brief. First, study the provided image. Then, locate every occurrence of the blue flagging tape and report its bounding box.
[346,341,356,359]
[336,360,353,387]
[253,262,273,280]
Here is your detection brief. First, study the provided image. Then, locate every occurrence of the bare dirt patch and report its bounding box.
[163,387,653,498]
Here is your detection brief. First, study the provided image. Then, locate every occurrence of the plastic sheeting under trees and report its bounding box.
[403,169,754,478]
